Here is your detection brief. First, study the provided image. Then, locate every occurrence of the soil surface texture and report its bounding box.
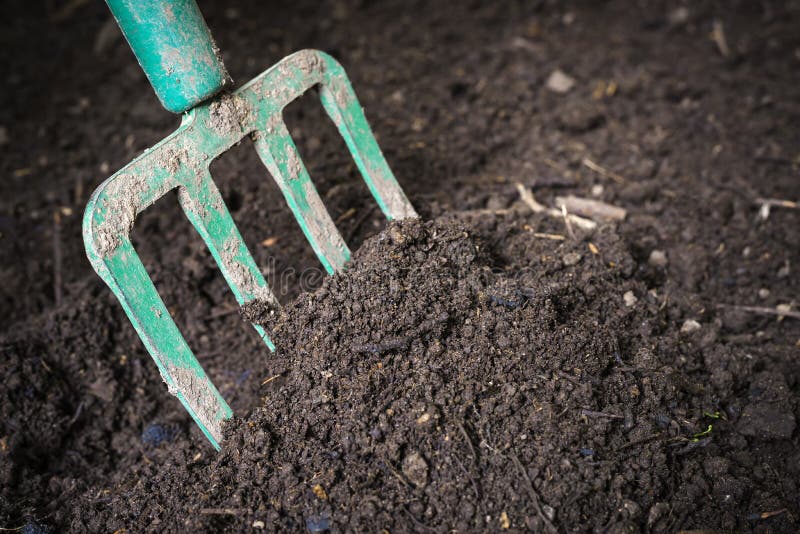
[1,0,799,533]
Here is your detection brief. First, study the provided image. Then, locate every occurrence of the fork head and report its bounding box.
[83,50,417,448]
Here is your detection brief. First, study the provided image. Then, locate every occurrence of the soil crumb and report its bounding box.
[65,218,798,532]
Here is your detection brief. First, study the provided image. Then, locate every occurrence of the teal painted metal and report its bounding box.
[106,0,229,113]
[83,50,417,449]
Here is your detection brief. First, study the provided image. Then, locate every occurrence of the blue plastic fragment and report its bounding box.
[141,423,180,446]
[306,511,331,532]
[22,522,51,534]
[235,369,252,386]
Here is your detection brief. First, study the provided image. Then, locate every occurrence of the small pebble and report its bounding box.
[546,69,575,93]
[252,520,265,529]
[777,261,790,278]
[680,319,701,335]
[591,184,604,197]
[669,6,690,25]
[402,451,429,487]
[563,252,582,266]
[388,225,407,245]
[758,288,770,299]
[500,511,511,529]
[542,504,556,521]
[623,291,638,307]
[648,250,668,268]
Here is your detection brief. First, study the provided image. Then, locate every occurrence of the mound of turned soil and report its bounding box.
[64,218,798,532]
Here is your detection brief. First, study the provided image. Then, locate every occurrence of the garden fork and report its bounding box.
[82,0,416,449]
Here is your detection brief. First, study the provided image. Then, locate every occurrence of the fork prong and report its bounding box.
[178,168,278,350]
[86,234,232,448]
[319,59,418,221]
[254,120,351,274]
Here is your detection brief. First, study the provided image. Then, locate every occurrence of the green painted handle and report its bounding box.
[106,0,230,113]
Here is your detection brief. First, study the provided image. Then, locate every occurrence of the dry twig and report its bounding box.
[555,195,627,221]
[456,421,477,461]
[533,232,566,240]
[53,211,63,307]
[581,409,624,420]
[581,157,625,183]
[200,508,247,515]
[261,375,280,386]
[515,183,597,231]
[510,452,557,533]
[711,19,731,57]
[756,198,798,220]
[717,303,800,320]
[560,203,576,240]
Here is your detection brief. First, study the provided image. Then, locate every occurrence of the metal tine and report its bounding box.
[83,228,232,449]
[253,120,350,275]
[318,61,418,222]
[177,168,278,348]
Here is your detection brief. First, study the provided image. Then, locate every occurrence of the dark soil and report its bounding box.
[1,0,799,532]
